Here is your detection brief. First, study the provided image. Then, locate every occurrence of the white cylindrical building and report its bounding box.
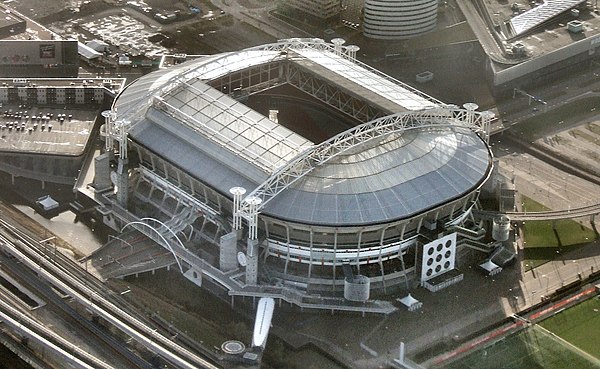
[363,0,439,40]
[492,216,511,242]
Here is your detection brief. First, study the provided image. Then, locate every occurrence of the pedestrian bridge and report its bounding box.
[476,203,600,222]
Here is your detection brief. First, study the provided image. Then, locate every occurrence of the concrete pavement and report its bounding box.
[212,0,312,40]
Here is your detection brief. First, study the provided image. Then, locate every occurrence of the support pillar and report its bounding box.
[116,158,129,207]
[229,187,246,233]
[246,238,258,285]
[219,231,238,272]
[480,110,495,143]
[116,119,130,207]
[398,342,405,364]
[346,45,360,59]
[463,102,478,128]
[331,38,345,56]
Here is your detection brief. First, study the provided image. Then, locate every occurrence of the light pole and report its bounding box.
[573,260,581,279]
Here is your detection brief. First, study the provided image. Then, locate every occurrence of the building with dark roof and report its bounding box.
[0,40,79,77]
[460,0,600,94]
[0,6,25,38]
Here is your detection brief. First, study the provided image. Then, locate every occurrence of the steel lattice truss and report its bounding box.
[283,62,385,123]
[237,107,493,228]
[113,38,441,127]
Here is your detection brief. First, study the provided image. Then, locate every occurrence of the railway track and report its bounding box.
[0,252,153,369]
[0,216,221,369]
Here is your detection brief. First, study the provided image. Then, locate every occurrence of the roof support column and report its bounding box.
[331,38,345,56]
[244,196,261,286]
[308,228,314,280]
[101,110,115,155]
[379,227,388,294]
[332,231,338,293]
[462,102,478,130]
[356,230,363,274]
[480,110,495,144]
[230,187,246,231]
[284,224,290,275]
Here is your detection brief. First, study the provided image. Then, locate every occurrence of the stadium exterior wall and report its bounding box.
[130,135,488,294]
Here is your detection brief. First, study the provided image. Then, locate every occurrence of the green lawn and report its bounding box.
[539,296,600,360]
[440,326,600,369]
[520,196,596,268]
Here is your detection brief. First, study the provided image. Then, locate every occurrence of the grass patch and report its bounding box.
[520,196,596,267]
[539,296,600,360]
[512,96,600,140]
[439,326,600,369]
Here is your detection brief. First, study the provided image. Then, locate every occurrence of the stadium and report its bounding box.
[91,38,498,312]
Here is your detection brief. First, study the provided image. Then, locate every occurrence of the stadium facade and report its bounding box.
[91,38,499,312]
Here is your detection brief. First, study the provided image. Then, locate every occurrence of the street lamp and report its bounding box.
[573,260,581,279]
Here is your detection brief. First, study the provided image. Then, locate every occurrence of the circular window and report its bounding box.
[445,240,452,248]
[426,269,433,276]
[427,258,434,266]
[435,265,442,273]
[437,243,443,252]
[436,254,442,262]
[428,247,434,256]
[445,250,452,259]
[444,261,451,269]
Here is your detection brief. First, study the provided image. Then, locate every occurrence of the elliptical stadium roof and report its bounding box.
[114,39,492,227]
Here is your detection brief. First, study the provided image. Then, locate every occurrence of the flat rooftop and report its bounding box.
[0,3,53,40]
[481,0,600,67]
[291,48,440,112]
[0,105,97,156]
[0,6,24,30]
[0,78,126,92]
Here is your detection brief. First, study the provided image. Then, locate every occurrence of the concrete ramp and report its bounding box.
[251,297,274,348]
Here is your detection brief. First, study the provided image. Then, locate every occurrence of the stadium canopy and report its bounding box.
[116,39,491,227]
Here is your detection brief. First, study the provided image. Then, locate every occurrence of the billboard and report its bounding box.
[39,44,56,59]
[420,232,457,283]
[0,40,76,65]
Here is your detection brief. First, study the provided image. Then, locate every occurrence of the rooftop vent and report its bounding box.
[567,19,584,33]
[512,42,526,56]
